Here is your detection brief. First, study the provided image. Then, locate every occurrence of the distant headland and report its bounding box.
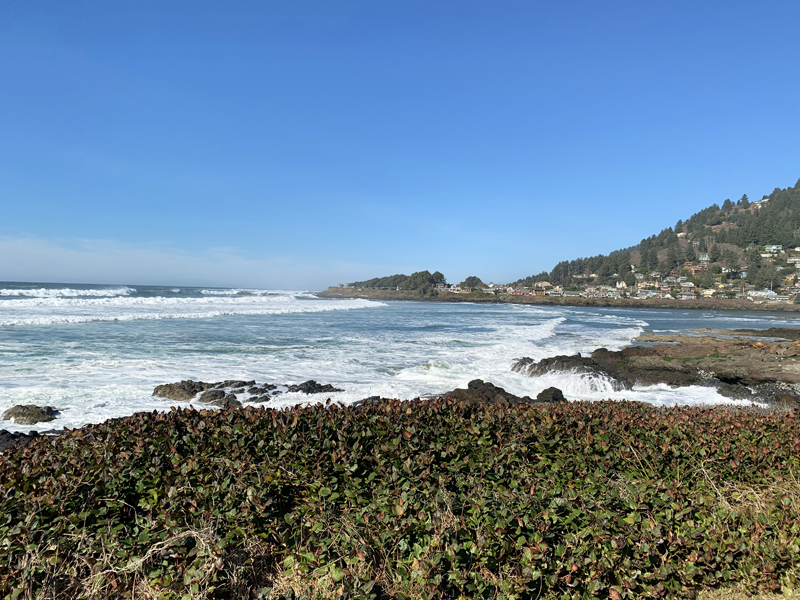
[323,179,800,312]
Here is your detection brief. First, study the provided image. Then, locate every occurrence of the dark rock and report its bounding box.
[249,395,272,403]
[775,393,800,408]
[354,396,392,407]
[221,380,255,388]
[247,387,261,394]
[513,354,632,391]
[153,380,209,401]
[200,393,242,408]
[536,387,566,403]
[715,382,755,401]
[0,429,40,452]
[231,388,244,394]
[287,380,344,394]
[199,389,226,403]
[2,405,59,425]
[437,379,544,406]
[220,395,242,408]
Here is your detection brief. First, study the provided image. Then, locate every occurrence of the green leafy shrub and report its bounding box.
[1,400,799,599]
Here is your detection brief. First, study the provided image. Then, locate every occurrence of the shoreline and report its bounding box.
[318,286,800,312]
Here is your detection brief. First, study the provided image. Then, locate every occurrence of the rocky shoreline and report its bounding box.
[0,378,565,452]
[513,327,800,407]
[4,327,799,451]
[318,286,800,312]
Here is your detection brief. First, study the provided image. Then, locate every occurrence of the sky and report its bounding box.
[1,1,799,289]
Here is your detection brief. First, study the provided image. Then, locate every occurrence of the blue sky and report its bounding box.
[1,1,799,289]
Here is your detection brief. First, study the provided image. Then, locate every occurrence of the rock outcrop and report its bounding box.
[0,429,40,451]
[152,380,211,401]
[153,379,343,406]
[513,354,631,391]
[2,405,59,425]
[513,332,800,406]
[436,379,565,406]
[287,380,344,394]
[536,387,566,403]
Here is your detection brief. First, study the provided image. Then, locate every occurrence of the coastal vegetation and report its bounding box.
[349,271,446,298]
[516,180,800,290]
[2,400,799,599]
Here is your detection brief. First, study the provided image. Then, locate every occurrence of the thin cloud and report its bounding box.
[0,236,391,290]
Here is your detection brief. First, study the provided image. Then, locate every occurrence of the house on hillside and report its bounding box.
[677,292,697,300]
[765,245,783,253]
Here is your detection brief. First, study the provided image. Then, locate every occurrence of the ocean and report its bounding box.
[2,281,799,433]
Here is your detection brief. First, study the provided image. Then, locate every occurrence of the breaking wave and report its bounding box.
[0,295,385,327]
[0,286,137,298]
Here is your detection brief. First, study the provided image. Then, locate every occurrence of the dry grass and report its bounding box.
[699,581,800,599]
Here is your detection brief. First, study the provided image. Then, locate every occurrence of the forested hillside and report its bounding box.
[517,179,800,288]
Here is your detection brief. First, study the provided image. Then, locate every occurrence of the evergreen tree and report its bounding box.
[460,276,484,290]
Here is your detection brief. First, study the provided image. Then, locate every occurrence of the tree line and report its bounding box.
[348,272,485,296]
[516,179,800,289]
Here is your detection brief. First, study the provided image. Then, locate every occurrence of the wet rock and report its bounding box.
[231,388,245,394]
[2,405,59,425]
[437,379,548,406]
[354,396,392,407]
[199,389,226,403]
[513,354,632,391]
[219,395,243,408]
[0,429,40,452]
[775,393,800,408]
[536,387,566,403]
[221,380,255,388]
[153,380,209,401]
[515,331,800,407]
[287,380,344,394]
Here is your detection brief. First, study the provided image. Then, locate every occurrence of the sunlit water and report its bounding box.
[2,282,798,432]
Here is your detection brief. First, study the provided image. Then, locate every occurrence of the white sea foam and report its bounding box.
[0,286,136,298]
[0,295,784,432]
[0,293,385,327]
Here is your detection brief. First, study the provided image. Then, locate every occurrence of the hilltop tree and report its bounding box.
[431,271,446,285]
[460,276,484,290]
